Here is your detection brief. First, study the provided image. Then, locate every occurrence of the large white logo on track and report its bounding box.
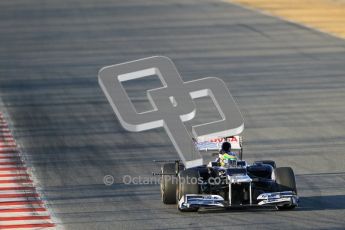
[98,56,244,168]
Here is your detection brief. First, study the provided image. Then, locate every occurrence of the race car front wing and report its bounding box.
[257,191,299,207]
[178,191,298,211]
[178,195,225,211]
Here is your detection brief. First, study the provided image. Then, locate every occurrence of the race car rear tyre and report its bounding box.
[274,167,297,210]
[161,163,179,204]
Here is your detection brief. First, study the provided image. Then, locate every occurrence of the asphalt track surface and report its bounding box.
[0,0,345,229]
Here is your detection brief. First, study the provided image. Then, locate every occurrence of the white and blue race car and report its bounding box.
[158,136,298,211]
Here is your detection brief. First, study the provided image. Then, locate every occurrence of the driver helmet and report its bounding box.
[221,141,231,153]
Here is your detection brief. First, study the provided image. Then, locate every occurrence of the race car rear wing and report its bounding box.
[153,135,244,172]
[196,135,243,159]
[196,135,242,151]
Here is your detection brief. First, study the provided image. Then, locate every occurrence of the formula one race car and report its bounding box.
[157,136,298,211]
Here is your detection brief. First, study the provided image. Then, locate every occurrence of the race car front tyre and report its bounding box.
[274,167,297,210]
[161,163,178,204]
[177,168,200,211]
[177,168,200,200]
